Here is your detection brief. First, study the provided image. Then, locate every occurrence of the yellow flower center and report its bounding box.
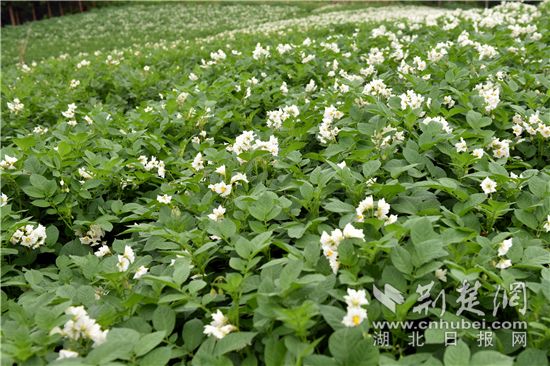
[352,315,361,326]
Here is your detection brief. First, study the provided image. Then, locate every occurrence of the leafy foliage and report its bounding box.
[1,1,550,365]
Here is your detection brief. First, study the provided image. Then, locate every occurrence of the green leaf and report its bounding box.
[86,340,133,363]
[182,319,204,352]
[391,246,413,274]
[278,259,303,291]
[214,332,257,356]
[469,351,513,366]
[362,160,381,178]
[139,346,171,366]
[409,217,438,244]
[528,176,549,197]
[287,222,308,239]
[515,348,548,366]
[24,270,44,287]
[300,182,314,201]
[22,185,46,198]
[173,258,191,286]
[522,247,550,266]
[249,192,281,221]
[514,209,538,230]
[443,340,470,366]
[466,110,492,129]
[323,198,354,213]
[217,219,237,239]
[135,331,166,357]
[328,328,378,366]
[57,141,73,157]
[319,305,346,330]
[152,305,176,334]
[45,225,59,245]
[30,174,56,197]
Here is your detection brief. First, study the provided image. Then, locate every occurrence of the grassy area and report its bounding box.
[1,1,373,65]
[1,2,301,64]
[2,1,549,365]
[1,1,480,66]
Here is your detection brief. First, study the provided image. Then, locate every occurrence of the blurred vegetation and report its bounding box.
[1,0,489,27]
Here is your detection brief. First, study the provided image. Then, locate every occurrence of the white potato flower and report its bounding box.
[472,148,484,159]
[342,306,368,327]
[497,238,513,256]
[157,194,172,204]
[0,193,8,207]
[116,245,135,272]
[7,98,24,114]
[495,258,512,269]
[203,310,237,339]
[208,182,232,197]
[10,224,47,249]
[207,205,226,222]
[435,268,447,282]
[344,288,369,308]
[94,245,111,258]
[343,223,365,240]
[215,165,226,176]
[480,177,497,194]
[230,173,248,185]
[57,349,79,360]
[0,155,18,170]
[133,266,149,279]
[454,138,468,153]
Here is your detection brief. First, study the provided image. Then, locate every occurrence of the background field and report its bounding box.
[1,1,549,366]
[1,1,480,66]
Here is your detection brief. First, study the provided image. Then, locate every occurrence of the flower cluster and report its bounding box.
[512,112,550,139]
[422,116,453,134]
[480,177,497,195]
[157,194,172,204]
[203,310,237,339]
[399,90,425,110]
[363,79,393,98]
[78,224,105,246]
[266,105,299,130]
[475,81,500,112]
[0,193,8,207]
[62,103,78,126]
[116,245,136,272]
[57,349,79,360]
[0,155,18,170]
[77,167,94,184]
[94,245,111,258]
[50,306,108,347]
[208,171,249,198]
[10,224,47,249]
[488,137,510,159]
[495,238,513,269]
[341,288,369,327]
[226,131,279,159]
[317,105,343,144]
[320,223,365,273]
[207,205,226,221]
[7,98,24,114]
[355,196,398,225]
[138,155,166,178]
[544,215,550,233]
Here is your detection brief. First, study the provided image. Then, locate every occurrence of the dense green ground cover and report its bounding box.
[0,1,374,65]
[1,2,550,365]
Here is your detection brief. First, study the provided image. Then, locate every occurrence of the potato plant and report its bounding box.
[1,2,549,365]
